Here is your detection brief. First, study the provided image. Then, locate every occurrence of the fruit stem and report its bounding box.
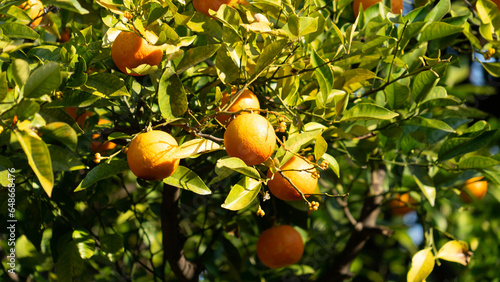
[277,170,310,204]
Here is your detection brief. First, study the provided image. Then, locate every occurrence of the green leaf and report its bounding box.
[0,156,14,187]
[384,82,410,110]
[75,159,129,192]
[404,117,455,133]
[72,230,95,259]
[419,22,463,42]
[407,248,435,282]
[176,44,221,74]
[216,46,240,84]
[0,72,7,103]
[275,129,323,166]
[172,139,222,159]
[410,165,436,207]
[480,62,500,77]
[216,157,261,179]
[85,73,129,97]
[321,153,340,177]
[15,130,54,197]
[221,177,261,211]
[12,59,30,89]
[53,0,90,14]
[424,0,450,22]
[412,70,439,103]
[314,134,328,162]
[483,169,500,186]
[342,69,377,91]
[438,130,496,162]
[158,69,188,120]
[24,62,61,99]
[39,122,78,151]
[284,15,318,37]
[163,166,212,195]
[458,155,500,169]
[48,145,86,172]
[340,103,399,121]
[0,22,39,40]
[100,234,124,254]
[436,240,472,266]
[311,49,333,107]
[254,39,288,77]
[56,241,84,281]
[16,100,40,120]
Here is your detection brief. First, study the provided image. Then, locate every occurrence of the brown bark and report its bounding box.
[161,184,199,282]
[320,166,393,281]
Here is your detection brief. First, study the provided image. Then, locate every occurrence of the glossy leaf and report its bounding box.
[216,157,261,179]
[407,248,435,282]
[100,234,124,254]
[410,165,436,207]
[340,103,399,121]
[458,155,500,169]
[284,15,318,37]
[159,69,188,120]
[172,139,222,159]
[437,240,472,266]
[163,166,212,195]
[314,133,328,162]
[275,129,323,166]
[0,22,39,40]
[12,59,30,89]
[0,156,14,187]
[321,153,340,177]
[72,230,95,259]
[24,62,61,98]
[404,116,455,133]
[48,145,86,172]
[176,44,221,74]
[75,159,129,192]
[424,0,450,22]
[254,39,288,77]
[385,82,410,110]
[311,49,333,107]
[39,122,78,151]
[85,73,129,97]
[15,130,54,197]
[221,177,261,211]
[412,70,439,103]
[419,22,463,42]
[480,62,500,77]
[16,100,40,120]
[438,130,496,162]
[56,241,84,281]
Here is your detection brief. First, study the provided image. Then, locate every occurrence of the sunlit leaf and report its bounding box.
[458,155,500,169]
[163,166,212,195]
[254,39,288,77]
[0,22,39,40]
[340,103,399,121]
[407,248,435,282]
[176,44,221,74]
[172,139,222,159]
[321,153,340,177]
[39,122,78,151]
[438,130,496,162]
[216,157,261,179]
[221,177,261,210]
[72,230,95,259]
[85,73,129,97]
[159,69,188,120]
[24,62,61,98]
[75,159,129,192]
[15,130,54,197]
[410,165,436,207]
[437,240,472,266]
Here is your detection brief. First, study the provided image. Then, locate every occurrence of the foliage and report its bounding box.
[1,0,500,281]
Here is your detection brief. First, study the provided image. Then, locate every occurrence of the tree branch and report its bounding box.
[161,184,200,282]
[320,166,392,281]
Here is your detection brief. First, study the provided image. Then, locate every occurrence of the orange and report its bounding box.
[224,113,276,166]
[256,225,304,268]
[353,0,403,16]
[216,89,260,125]
[91,119,117,153]
[65,107,78,120]
[193,0,249,17]
[127,130,179,181]
[75,111,94,128]
[111,31,163,76]
[389,193,414,215]
[267,156,318,201]
[460,176,488,203]
[20,0,44,28]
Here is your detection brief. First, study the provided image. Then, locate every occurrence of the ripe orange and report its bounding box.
[460,176,488,203]
[127,130,179,181]
[216,89,260,125]
[193,0,249,17]
[224,113,276,166]
[20,0,44,28]
[353,0,403,16]
[256,225,304,268]
[75,111,94,128]
[65,107,78,120]
[389,193,414,215]
[267,155,318,201]
[60,27,71,42]
[111,31,163,76]
[91,119,116,153]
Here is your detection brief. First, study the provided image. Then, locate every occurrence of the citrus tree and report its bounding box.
[1,0,500,281]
